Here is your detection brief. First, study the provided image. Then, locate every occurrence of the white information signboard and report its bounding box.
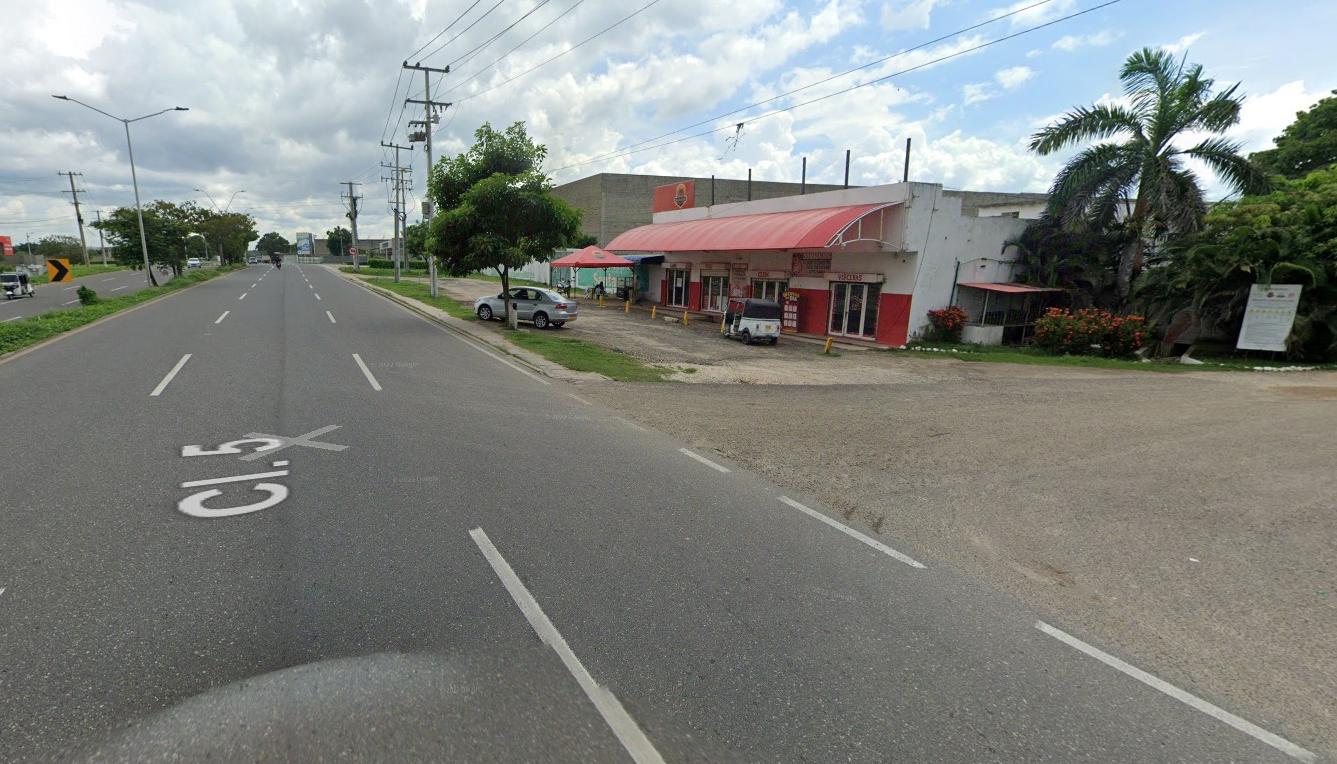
[1236,283,1302,352]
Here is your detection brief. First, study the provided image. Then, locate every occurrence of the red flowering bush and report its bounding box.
[1033,307,1147,357]
[926,306,968,341]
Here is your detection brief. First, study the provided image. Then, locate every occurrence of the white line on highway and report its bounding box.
[568,393,593,406]
[679,448,730,473]
[469,528,666,764]
[326,310,336,323]
[620,418,648,431]
[63,299,80,305]
[777,495,926,569]
[150,354,192,397]
[239,292,248,300]
[314,292,322,301]
[2,316,20,322]
[101,277,119,282]
[403,309,551,385]
[63,285,77,291]
[1035,621,1315,762]
[109,285,127,292]
[214,310,230,324]
[251,283,257,288]
[308,284,313,289]
[181,469,290,488]
[352,353,382,391]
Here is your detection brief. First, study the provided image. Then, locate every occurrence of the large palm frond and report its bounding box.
[1120,48,1180,120]
[1029,104,1144,155]
[1046,142,1140,228]
[1190,84,1245,134]
[1143,156,1206,234]
[1181,137,1272,196]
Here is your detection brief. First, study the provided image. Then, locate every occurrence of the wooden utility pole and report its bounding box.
[59,171,90,265]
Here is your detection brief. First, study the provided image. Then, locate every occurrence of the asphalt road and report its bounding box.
[0,263,1316,762]
[0,267,177,321]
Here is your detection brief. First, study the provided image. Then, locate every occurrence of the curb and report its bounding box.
[334,269,601,381]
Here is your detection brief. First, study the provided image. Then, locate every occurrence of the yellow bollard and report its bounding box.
[598,294,605,307]
[651,305,657,320]
[823,337,833,354]
[720,315,727,334]
[624,299,630,314]
[682,311,689,326]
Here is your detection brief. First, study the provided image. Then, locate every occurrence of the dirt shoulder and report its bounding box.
[580,363,1337,758]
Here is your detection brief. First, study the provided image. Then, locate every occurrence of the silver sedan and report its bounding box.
[474,287,578,329]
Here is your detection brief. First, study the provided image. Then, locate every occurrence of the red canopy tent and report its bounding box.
[550,245,634,297]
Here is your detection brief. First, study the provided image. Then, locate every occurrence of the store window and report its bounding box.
[667,269,689,307]
[701,275,729,312]
[751,279,788,302]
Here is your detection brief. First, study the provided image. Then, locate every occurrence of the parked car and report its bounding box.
[187,257,202,268]
[723,298,782,345]
[474,287,577,329]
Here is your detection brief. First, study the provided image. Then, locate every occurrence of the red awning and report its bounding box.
[550,245,634,268]
[606,203,894,252]
[957,282,1062,294]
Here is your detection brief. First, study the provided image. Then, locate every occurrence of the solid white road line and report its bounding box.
[239,292,248,300]
[777,495,926,569]
[325,310,336,323]
[214,310,230,324]
[314,292,322,301]
[109,285,127,292]
[63,299,80,305]
[150,354,192,397]
[568,393,593,406]
[2,316,21,322]
[101,277,119,282]
[1035,621,1315,762]
[678,448,730,473]
[352,353,382,391]
[63,285,77,291]
[620,418,648,432]
[405,309,551,385]
[469,528,666,764]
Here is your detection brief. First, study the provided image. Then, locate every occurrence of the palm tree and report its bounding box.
[1030,47,1270,298]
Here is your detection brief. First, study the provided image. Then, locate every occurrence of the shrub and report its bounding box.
[926,305,968,341]
[366,258,396,269]
[1034,307,1147,357]
[76,285,99,305]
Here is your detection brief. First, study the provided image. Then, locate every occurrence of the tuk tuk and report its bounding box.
[723,298,782,345]
[2,271,35,300]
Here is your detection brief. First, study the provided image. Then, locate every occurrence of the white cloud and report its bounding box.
[879,0,945,32]
[1162,31,1205,55]
[963,83,996,105]
[995,65,1034,89]
[1025,48,1043,58]
[1233,80,1325,153]
[1052,30,1119,52]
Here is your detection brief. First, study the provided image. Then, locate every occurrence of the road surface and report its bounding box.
[0,263,1315,762]
[0,267,178,321]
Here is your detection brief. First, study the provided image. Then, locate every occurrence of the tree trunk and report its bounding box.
[1116,194,1151,303]
[500,265,517,329]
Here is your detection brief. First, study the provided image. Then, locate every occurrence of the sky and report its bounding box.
[2,0,1334,244]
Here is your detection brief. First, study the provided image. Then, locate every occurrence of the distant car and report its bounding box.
[187,258,202,268]
[246,257,258,264]
[474,287,577,329]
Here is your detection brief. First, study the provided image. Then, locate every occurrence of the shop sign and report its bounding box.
[751,270,787,279]
[792,253,832,276]
[782,291,800,332]
[664,262,692,270]
[824,271,885,283]
[1236,284,1302,352]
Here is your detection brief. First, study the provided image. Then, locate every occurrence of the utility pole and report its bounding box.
[94,210,107,265]
[342,181,363,272]
[380,141,412,282]
[59,171,90,265]
[403,60,451,299]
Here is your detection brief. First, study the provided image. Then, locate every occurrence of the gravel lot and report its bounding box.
[580,363,1337,758]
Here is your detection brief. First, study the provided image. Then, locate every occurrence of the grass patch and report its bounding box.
[341,266,430,278]
[360,276,477,320]
[506,330,671,382]
[32,263,130,284]
[1,267,240,356]
[900,341,1336,372]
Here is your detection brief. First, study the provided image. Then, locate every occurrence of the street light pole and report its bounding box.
[53,95,188,287]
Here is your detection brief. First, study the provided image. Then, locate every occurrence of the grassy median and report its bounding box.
[32,263,130,284]
[0,267,239,356]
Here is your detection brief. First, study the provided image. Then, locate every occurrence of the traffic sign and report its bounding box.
[47,258,72,283]
[348,246,358,256]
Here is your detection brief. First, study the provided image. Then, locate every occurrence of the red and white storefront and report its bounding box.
[607,181,1030,346]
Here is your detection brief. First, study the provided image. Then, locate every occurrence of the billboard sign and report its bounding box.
[295,232,314,256]
[1236,283,1302,352]
[0,235,13,257]
[652,181,695,213]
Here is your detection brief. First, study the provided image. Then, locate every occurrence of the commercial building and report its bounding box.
[605,180,1042,346]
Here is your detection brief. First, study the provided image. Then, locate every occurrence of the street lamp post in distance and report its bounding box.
[52,95,188,287]
[194,188,246,263]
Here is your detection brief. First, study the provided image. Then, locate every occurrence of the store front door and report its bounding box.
[701,275,728,312]
[829,282,881,338]
[667,269,689,307]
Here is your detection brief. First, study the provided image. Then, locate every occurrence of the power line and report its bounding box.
[456,0,664,104]
[416,0,508,64]
[442,0,587,96]
[405,0,488,63]
[551,0,1121,173]
[565,0,1059,169]
[445,0,552,70]
[380,69,407,143]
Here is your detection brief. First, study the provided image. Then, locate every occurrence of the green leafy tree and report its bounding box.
[197,211,259,265]
[91,201,195,284]
[1250,89,1337,179]
[325,225,353,258]
[404,221,428,264]
[30,235,84,262]
[1030,47,1271,299]
[256,232,290,259]
[1007,220,1129,307]
[427,122,582,325]
[1135,166,1337,359]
